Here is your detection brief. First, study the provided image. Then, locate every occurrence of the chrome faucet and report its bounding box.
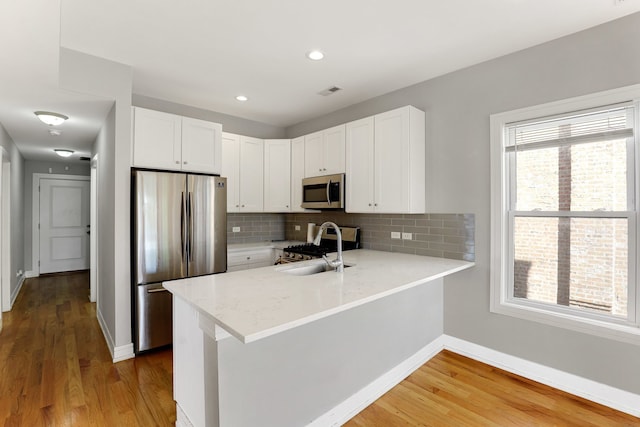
[313,221,344,272]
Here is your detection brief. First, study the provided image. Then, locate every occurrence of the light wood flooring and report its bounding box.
[1,272,638,426]
[0,272,175,426]
[345,350,640,426]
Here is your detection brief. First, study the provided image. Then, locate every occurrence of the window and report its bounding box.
[490,85,640,344]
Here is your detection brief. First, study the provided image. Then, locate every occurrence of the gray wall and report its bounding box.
[60,47,134,355]
[285,13,640,394]
[217,280,444,426]
[133,94,286,139]
[23,160,90,271]
[0,124,25,304]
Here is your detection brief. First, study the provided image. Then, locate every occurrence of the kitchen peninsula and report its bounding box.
[164,250,473,427]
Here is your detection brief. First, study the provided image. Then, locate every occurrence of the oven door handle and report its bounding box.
[326,179,332,204]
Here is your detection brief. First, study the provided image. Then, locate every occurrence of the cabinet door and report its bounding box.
[323,124,346,175]
[239,136,264,212]
[221,133,240,212]
[345,117,375,213]
[132,107,182,170]
[264,139,291,212]
[304,131,324,177]
[290,137,306,212]
[181,117,222,174]
[374,107,411,213]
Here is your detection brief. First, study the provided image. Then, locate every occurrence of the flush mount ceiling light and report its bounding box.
[235,95,248,102]
[49,129,62,136]
[306,50,324,61]
[54,149,74,158]
[34,111,69,126]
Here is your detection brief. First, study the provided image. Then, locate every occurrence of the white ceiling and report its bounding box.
[2,0,640,162]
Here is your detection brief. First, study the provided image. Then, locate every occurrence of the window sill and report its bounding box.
[491,300,640,346]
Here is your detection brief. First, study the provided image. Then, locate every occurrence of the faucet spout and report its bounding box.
[313,221,344,272]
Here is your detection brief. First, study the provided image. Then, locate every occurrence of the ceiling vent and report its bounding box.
[318,86,342,96]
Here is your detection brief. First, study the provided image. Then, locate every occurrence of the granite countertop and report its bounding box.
[164,249,474,343]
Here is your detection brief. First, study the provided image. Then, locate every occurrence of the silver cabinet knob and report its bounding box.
[236,204,239,207]
[368,203,372,206]
[175,161,180,164]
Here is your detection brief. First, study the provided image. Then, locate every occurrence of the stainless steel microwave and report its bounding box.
[301,173,345,209]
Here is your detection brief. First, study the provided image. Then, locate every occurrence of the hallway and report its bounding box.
[0,272,175,426]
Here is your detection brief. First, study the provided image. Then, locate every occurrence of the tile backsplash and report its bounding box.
[284,212,475,261]
[228,211,475,262]
[227,213,285,244]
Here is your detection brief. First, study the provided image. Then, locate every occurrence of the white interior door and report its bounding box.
[39,178,90,274]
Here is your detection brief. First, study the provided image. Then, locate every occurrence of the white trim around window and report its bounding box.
[490,84,640,346]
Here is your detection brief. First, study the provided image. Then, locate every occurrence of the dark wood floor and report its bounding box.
[1,272,638,426]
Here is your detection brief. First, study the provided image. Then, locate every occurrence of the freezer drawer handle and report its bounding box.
[147,288,169,294]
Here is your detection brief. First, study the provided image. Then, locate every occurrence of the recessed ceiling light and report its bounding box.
[54,149,74,158]
[307,50,324,61]
[35,111,69,126]
[235,95,248,102]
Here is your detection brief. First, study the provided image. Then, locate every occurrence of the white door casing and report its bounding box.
[0,149,10,314]
[33,174,90,275]
[90,155,99,302]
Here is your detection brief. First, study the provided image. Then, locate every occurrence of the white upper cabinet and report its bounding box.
[221,132,240,212]
[345,116,375,212]
[346,106,425,213]
[132,108,182,171]
[132,107,222,174]
[303,124,345,177]
[238,136,264,212]
[181,117,222,174]
[264,139,291,212]
[290,137,306,212]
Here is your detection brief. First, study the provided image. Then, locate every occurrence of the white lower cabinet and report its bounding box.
[264,139,291,212]
[346,105,425,213]
[227,247,274,272]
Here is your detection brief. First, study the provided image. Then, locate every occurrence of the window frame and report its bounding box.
[490,84,640,345]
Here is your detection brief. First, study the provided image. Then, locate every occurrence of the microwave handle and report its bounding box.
[326,179,332,204]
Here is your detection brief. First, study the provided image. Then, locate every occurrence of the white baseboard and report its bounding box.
[309,337,446,427]
[176,404,195,427]
[24,270,38,278]
[9,275,25,309]
[113,343,135,363]
[307,334,640,426]
[442,335,640,418]
[96,307,135,363]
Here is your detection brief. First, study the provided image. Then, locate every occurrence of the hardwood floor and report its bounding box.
[0,272,175,426]
[345,350,640,427]
[2,272,638,426]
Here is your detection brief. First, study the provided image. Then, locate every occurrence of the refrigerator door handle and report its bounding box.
[180,192,186,262]
[188,191,194,262]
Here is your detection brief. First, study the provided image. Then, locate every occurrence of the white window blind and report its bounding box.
[505,103,634,152]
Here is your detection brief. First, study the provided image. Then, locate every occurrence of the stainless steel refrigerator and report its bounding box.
[132,169,227,353]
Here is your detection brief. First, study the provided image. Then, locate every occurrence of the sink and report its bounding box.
[279,262,352,276]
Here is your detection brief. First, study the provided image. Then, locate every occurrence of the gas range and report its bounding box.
[279,226,360,263]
